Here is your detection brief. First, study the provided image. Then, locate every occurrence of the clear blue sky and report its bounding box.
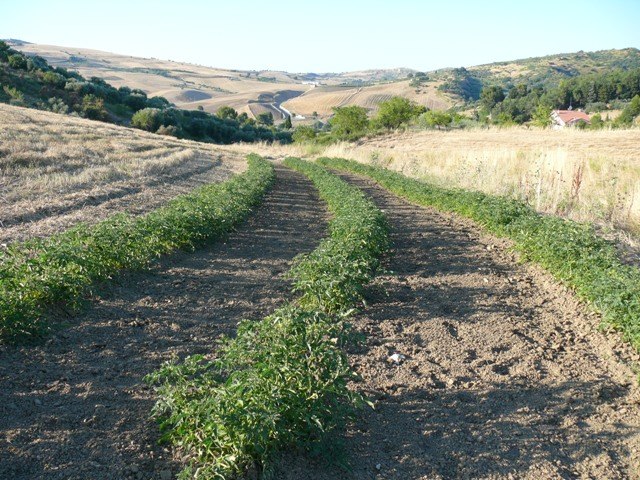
[2,0,639,72]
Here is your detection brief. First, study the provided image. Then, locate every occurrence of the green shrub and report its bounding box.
[131,107,164,131]
[7,53,27,70]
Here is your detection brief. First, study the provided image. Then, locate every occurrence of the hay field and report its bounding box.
[282,79,453,118]
[0,104,245,244]
[318,128,640,237]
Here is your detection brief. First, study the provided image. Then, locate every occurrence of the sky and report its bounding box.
[2,0,639,73]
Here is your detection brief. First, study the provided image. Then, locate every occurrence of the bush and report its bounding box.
[131,107,164,131]
[292,125,317,143]
[418,110,452,129]
[329,105,369,139]
[8,54,27,70]
[42,71,66,88]
[374,96,426,130]
[81,94,107,120]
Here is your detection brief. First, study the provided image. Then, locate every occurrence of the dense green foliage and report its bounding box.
[294,96,427,144]
[329,105,370,139]
[373,96,426,129]
[479,67,640,125]
[0,155,274,342]
[0,41,290,144]
[147,159,389,479]
[438,67,483,100]
[318,158,640,353]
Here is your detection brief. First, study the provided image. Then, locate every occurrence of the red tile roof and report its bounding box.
[553,110,591,124]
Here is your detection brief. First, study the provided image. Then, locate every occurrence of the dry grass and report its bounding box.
[225,126,640,259]
[282,80,452,118]
[0,104,245,244]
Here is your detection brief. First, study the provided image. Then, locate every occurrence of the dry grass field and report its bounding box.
[0,104,245,244]
[226,126,640,256]
[317,128,640,243]
[282,79,453,118]
[12,43,453,121]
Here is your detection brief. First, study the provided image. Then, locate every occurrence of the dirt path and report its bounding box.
[0,165,328,480]
[277,173,640,480]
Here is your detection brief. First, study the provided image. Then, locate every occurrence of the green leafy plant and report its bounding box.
[318,157,640,352]
[0,155,274,342]
[147,158,389,479]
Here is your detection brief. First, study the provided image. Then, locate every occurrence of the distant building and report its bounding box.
[551,109,591,129]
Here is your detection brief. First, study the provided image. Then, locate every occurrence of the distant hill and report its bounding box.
[7,40,640,113]
[432,48,640,100]
[0,40,291,144]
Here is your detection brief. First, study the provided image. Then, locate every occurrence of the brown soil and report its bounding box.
[275,173,640,480]
[0,166,328,480]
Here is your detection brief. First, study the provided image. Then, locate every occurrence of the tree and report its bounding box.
[329,105,369,138]
[8,54,27,70]
[292,125,317,143]
[374,96,426,130]
[418,111,452,130]
[283,115,292,129]
[81,94,107,120]
[257,112,274,126]
[531,104,552,127]
[42,71,66,88]
[615,95,640,127]
[217,106,238,120]
[589,113,605,129]
[131,108,164,131]
[479,85,505,112]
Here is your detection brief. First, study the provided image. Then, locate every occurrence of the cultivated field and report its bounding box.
[282,79,453,118]
[12,42,309,117]
[247,127,640,253]
[0,104,246,244]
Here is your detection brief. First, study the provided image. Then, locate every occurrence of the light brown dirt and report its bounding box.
[275,172,640,480]
[0,166,328,480]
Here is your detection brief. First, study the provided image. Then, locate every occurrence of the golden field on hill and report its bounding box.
[0,104,245,244]
[13,43,454,121]
[282,80,452,118]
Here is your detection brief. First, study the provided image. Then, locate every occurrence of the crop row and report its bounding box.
[146,158,388,479]
[0,154,274,342]
[318,157,640,351]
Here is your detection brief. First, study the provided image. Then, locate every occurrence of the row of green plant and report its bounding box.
[146,158,389,479]
[318,157,640,351]
[0,155,274,342]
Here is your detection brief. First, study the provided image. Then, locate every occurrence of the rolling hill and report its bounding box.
[8,41,640,120]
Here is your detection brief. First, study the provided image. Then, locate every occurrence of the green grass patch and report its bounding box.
[146,158,388,479]
[0,154,274,342]
[318,157,640,351]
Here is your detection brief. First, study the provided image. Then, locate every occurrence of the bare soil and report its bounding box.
[0,166,328,480]
[275,173,640,480]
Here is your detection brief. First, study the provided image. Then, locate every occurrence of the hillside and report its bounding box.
[432,48,640,100]
[7,41,640,122]
[9,41,455,120]
[0,103,245,244]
